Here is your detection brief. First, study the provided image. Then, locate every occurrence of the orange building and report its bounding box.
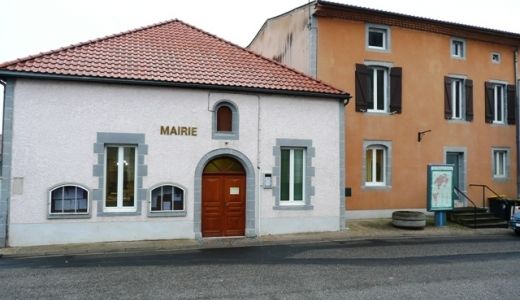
[249,0,520,218]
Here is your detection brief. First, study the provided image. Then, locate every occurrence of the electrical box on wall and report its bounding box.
[263,173,272,189]
[12,177,24,195]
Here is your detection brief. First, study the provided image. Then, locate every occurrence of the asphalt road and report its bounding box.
[1,234,520,299]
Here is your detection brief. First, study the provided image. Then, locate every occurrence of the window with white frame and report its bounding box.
[444,76,473,121]
[150,185,185,212]
[105,145,137,212]
[355,64,402,114]
[367,66,389,112]
[365,146,386,186]
[491,52,501,64]
[485,81,514,125]
[493,84,505,124]
[280,148,306,203]
[367,25,389,51]
[50,185,88,214]
[451,38,465,58]
[493,149,508,178]
[451,78,464,120]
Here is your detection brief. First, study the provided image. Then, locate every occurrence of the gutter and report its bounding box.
[0,70,350,101]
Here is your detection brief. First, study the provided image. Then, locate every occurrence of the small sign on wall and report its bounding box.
[12,177,24,195]
[160,125,198,136]
[230,187,240,195]
[263,174,272,189]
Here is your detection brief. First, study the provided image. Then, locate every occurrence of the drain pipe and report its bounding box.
[515,48,519,198]
[0,79,7,247]
[256,95,262,236]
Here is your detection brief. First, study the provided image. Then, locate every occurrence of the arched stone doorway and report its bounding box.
[201,156,246,237]
[194,148,256,239]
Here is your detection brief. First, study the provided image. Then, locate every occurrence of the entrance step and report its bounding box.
[448,207,508,229]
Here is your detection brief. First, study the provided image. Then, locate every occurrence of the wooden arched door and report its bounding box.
[202,157,246,237]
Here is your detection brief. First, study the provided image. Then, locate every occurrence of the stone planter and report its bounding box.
[392,211,426,229]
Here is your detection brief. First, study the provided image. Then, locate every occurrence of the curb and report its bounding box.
[0,226,513,259]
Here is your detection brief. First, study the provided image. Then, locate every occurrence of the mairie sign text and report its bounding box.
[160,125,198,136]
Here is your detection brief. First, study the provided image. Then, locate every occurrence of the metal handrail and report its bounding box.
[454,186,478,229]
[469,184,514,209]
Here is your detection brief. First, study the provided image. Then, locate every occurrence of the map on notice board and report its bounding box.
[427,165,454,211]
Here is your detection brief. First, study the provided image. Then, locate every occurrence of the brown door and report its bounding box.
[202,157,246,237]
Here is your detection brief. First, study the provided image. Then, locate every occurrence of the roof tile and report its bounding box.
[0,19,346,97]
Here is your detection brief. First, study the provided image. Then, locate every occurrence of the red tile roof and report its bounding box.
[0,19,347,98]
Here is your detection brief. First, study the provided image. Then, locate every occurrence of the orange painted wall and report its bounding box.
[316,18,518,210]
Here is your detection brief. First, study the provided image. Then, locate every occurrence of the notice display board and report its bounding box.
[427,164,454,211]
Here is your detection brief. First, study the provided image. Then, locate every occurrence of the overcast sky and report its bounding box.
[1,0,520,124]
[1,0,520,64]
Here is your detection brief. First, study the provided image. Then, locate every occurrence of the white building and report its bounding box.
[0,20,348,247]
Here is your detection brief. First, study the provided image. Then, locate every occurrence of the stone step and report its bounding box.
[448,207,508,228]
[452,207,488,213]
[457,214,504,220]
[461,221,508,229]
[450,212,495,218]
[458,217,508,224]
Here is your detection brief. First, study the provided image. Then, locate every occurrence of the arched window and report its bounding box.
[203,157,245,174]
[363,141,392,188]
[50,185,89,214]
[217,105,233,132]
[365,145,386,186]
[150,185,185,212]
[212,101,239,140]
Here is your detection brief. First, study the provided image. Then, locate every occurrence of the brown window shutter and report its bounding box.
[465,79,473,121]
[444,77,452,119]
[507,84,516,125]
[484,82,494,123]
[390,67,402,114]
[217,106,232,132]
[355,64,370,112]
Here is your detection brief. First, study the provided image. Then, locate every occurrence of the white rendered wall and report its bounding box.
[8,79,341,246]
[257,95,341,235]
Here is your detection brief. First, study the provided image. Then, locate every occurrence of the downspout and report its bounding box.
[256,95,262,236]
[309,4,318,78]
[0,79,4,172]
[0,79,12,248]
[515,48,519,198]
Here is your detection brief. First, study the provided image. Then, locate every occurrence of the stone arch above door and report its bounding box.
[194,148,256,239]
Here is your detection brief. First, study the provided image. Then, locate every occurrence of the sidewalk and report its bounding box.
[0,218,512,258]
